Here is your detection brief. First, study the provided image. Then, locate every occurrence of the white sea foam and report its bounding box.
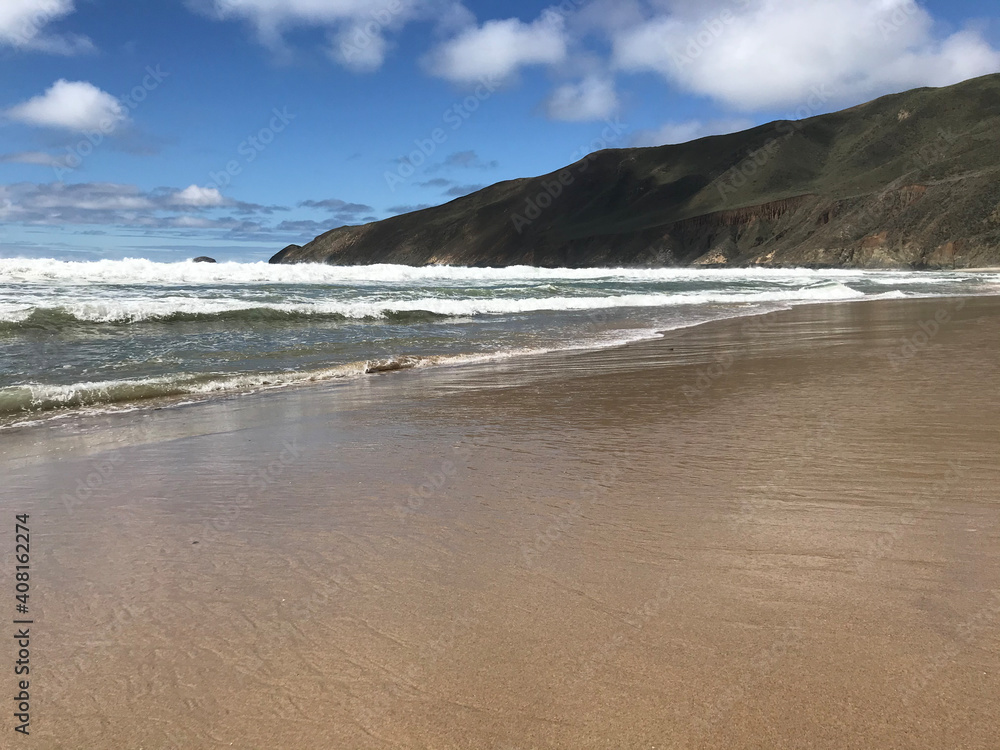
[0,283,875,324]
[3,256,996,424]
[1,257,994,287]
[0,309,730,425]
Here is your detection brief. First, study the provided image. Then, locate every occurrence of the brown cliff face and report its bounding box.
[273,74,1000,269]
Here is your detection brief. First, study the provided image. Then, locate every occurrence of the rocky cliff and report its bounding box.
[272,74,1000,269]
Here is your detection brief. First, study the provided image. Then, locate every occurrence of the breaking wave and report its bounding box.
[3,256,995,426]
[1,257,989,286]
[0,348,591,420]
[0,284,870,330]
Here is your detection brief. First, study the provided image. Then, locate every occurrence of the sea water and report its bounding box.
[1,258,995,425]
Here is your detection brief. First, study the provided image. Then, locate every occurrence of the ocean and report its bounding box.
[1,258,996,427]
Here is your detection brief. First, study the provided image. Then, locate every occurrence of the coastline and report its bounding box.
[4,294,1000,748]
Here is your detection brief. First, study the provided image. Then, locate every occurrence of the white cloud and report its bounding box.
[545,76,619,121]
[4,182,155,214]
[631,118,756,147]
[168,215,221,229]
[612,0,1000,110]
[6,80,127,132]
[426,14,568,83]
[570,0,646,34]
[328,22,390,72]
[193,0,472,71]
[874,29,1000,91]
[206,0,372,22]
[171,185,229,208]
[0,182,283,231]
[0,0,93,54]
[203,0,373,44]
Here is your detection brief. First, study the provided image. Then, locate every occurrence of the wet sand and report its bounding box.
[3,295,1000,749]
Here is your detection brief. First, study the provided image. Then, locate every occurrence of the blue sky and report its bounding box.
[1,0,998,261]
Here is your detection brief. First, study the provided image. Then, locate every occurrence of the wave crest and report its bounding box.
[0,284,871,330]
[3,257,986,286]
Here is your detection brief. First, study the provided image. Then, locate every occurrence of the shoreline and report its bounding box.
[0,297,789,432]
[4,295,1000,747]
[3,285,997,435]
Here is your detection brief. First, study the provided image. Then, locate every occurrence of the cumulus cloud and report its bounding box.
[0,181,314,249]
[544,76,619,121]
[425,14,568,83]
[612,0,1000,110]
[0,183,154,220]
[181,0,999,130]
[167,215,223,229]
[171,185,229,208]
[0,0,93,54]
[6,80,127,132]
[0,182,288,231]
[195,0,380,43]
[631,118,756,146]
[192,0,472,71]
[328,22,390,72]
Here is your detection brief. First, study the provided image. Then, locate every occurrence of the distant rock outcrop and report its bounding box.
[272,74,1000,270]
[192,256,217,263]
[269,245,301,264]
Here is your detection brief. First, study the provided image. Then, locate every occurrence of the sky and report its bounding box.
[1,0,998,261]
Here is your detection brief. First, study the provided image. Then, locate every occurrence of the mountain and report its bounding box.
[271,74,1000,269]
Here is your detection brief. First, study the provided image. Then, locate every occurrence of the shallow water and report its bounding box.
[1,258,996,422]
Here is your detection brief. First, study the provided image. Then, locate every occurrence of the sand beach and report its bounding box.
[3,295,999,748]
